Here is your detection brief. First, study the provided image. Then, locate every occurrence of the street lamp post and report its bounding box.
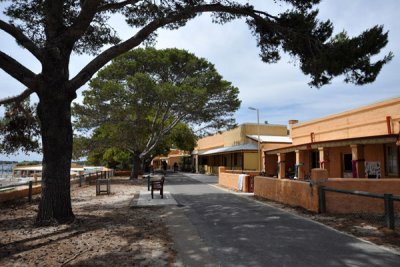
[249,107,261,172]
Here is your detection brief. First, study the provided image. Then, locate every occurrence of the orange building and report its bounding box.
[194,123,291,175]
[151,149,191,171]
[265,97,400,179]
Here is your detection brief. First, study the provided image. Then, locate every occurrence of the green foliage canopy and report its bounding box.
[74,47,239,160]
[0,100,40,154]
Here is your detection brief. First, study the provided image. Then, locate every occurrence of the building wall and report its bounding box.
[291,97,400,145]
[364,144,386,176]
[265,154,278,177]
[254,176,319,212]
[223,126,244,147]
[244,152,258,171]
[201,165,220,175]
[223,124,288,147]
[254,177,400,214]
[196,133,224,151]
[196,123,288,151]
[322,144,388,178]
[167,157,181,170]
[324,178,400,214]
[219,169,251,192]
[218,167,259,192]
[261,143,290,151]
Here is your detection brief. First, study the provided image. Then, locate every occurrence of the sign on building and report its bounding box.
[364,161,381,178]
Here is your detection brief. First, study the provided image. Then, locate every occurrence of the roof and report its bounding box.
[199,143,258,156]
[265,134,398,155]
[152,155,168,160]
[13,165,43,171]
[247,135,292,144]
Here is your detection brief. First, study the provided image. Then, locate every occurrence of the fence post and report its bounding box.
[28,181,33,203]
[79,175,83,187]
[147,175,151,191]
[384,194,395,230]
[318,186,326,213]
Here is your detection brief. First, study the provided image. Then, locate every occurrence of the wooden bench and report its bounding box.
[96,178,111,195]
[150,176,165,199]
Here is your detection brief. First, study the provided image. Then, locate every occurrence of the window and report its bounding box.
[343,154,352,172]
[311,151,320,169]
[233,153,238,165]
[222,156,227,166]
[385,144,398,176]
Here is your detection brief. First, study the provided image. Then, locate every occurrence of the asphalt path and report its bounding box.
[164,172,400,267]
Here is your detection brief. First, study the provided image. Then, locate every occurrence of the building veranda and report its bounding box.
[265,97,399,180]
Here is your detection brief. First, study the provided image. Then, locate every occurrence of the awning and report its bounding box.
[266,134,398,155]
[199,143,258,156]
[247,135,292,144]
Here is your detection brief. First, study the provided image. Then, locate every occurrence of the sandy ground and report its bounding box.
[0,177,176,267]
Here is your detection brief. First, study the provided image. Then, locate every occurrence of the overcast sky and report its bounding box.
[0,0,399,161]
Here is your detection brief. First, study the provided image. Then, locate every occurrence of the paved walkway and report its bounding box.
[137,190,177,206]
[137,172,400,266]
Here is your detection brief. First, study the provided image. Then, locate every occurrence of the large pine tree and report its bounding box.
[73,48,240,179]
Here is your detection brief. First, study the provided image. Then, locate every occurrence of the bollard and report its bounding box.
[384,194,395,230]
[28,181,33,203]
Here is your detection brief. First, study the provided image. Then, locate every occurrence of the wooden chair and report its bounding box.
[150,176,165,199]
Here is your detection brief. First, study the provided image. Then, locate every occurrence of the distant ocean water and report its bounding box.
[0,163,16,175]
[0,163,30,187]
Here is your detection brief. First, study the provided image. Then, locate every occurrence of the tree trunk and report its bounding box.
[130,152,142,179]
[35,89,75,225]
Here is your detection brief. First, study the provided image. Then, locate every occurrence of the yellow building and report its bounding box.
[266,97,400,179]
[194,123,291,175]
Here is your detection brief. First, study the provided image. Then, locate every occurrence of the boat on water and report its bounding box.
[0,164,109,189]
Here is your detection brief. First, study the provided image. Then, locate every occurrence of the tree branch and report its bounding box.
[0,51,37,89]
[144,105,162,148]
[0,88,33,105]
[68,3,272,92]
[140,114,185,158]
[61,1,102,48]
[97,0,140,12]
[253,9,279,20]
[0,20,44,61]
[44,0,64,40]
